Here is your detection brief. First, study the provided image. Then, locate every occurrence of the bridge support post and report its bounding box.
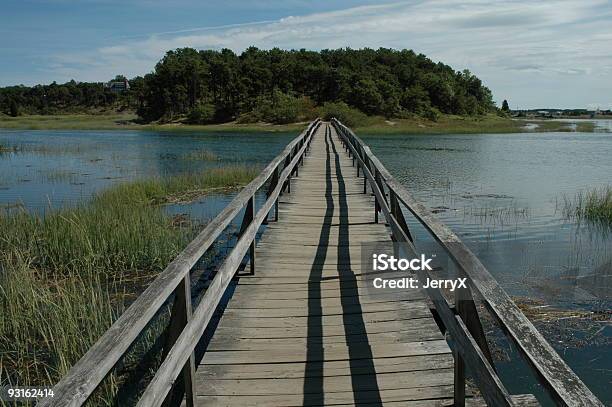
[163,275,195,407]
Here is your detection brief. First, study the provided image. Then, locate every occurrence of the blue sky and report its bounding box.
[2,0,612,109]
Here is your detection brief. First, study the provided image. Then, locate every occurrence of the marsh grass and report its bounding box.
[0,165,257,404]
[2,112,606,134]
[0,113,139,130]
[563,186,612,225]
[104,165,259,205]
[181,149,218,161]
[0,143,15,153]
[44,169,80,183]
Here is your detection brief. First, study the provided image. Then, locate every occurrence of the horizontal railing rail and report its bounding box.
[40,119,321,407]
[331,118,603,407]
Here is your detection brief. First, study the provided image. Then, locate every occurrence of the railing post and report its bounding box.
[264,167,279,225]
[389,190,414,242]
[238,196,256,275]
[274,199,279,221]
[454,348,466,407]
[363,155,369,194]
[374,198,380,223]
[247,197,255,275]
[454,283,468,407]
[162,275,195,407]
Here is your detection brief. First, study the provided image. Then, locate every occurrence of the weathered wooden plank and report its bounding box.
[207,330,444,350]
[211,317,439,340]
[200,340,450,365]
[220,298,429,319]
[231,284,418,300]
[196,353,452,380]
[194,369,454,396]
[194,385,457,406]
[215,310,433,329]
[228,291,423,306]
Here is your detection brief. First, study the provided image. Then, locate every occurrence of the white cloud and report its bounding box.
[47,0,612,108]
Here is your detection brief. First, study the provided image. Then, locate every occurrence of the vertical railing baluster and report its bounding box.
[162,275,195,407]
[454,284,467,407]
[238,196,256,275]
[264,167,279,225]
[389,190,414,242]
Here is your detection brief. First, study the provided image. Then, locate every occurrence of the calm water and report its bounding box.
[0,127,610,404]
[0,129,294,214]
[362,130,611,404]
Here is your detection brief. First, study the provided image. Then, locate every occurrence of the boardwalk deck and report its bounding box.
[195,123,455,406]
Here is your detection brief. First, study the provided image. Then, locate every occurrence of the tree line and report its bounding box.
[1,47,497,123]
[0,76,145,116]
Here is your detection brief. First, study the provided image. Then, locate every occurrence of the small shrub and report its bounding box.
[187,103,215,124]
[9,100,19,117]
[318,101,368,127]
[241,91,317,124]
[423,106,441,122]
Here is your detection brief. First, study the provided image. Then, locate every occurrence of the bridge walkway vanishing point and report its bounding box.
[196,123,455,406]
[42,119,603,407]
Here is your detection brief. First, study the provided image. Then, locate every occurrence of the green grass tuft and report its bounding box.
[563,186,612,224]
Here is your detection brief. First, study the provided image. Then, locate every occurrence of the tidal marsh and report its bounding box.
[0,166,257,403]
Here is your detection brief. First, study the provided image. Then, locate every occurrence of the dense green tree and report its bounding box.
[502,99,510,112]
[9,99,19,117]
[0,47,496,122]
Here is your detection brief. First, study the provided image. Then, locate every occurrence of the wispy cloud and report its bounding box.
[46,0,612,108]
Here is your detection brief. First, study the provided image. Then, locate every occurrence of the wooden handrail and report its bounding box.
[331,118,603,407]
[39,119,321,407]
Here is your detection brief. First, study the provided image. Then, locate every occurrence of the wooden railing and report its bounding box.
[331,118,603,407]
[39,119,321,407]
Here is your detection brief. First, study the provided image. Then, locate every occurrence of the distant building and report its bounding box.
[537,110,552,117]
[105,78,130,92]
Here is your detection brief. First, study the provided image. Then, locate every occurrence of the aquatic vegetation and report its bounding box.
[181,149,218,161]
[480,297,611,364]
[101,165,259,205]
[0,143,14,153]
[0,165,257,401]
[564,186,612,224]
[44,169,80,183]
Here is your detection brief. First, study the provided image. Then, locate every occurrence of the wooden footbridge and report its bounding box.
[41,120,603,406]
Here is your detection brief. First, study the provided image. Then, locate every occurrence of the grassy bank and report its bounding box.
[0,112,603,134]
[0,166,257,403]
[563,186,612,224]
[0,113,303,133]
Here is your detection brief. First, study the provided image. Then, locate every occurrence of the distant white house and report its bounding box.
[105,78,130,92]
